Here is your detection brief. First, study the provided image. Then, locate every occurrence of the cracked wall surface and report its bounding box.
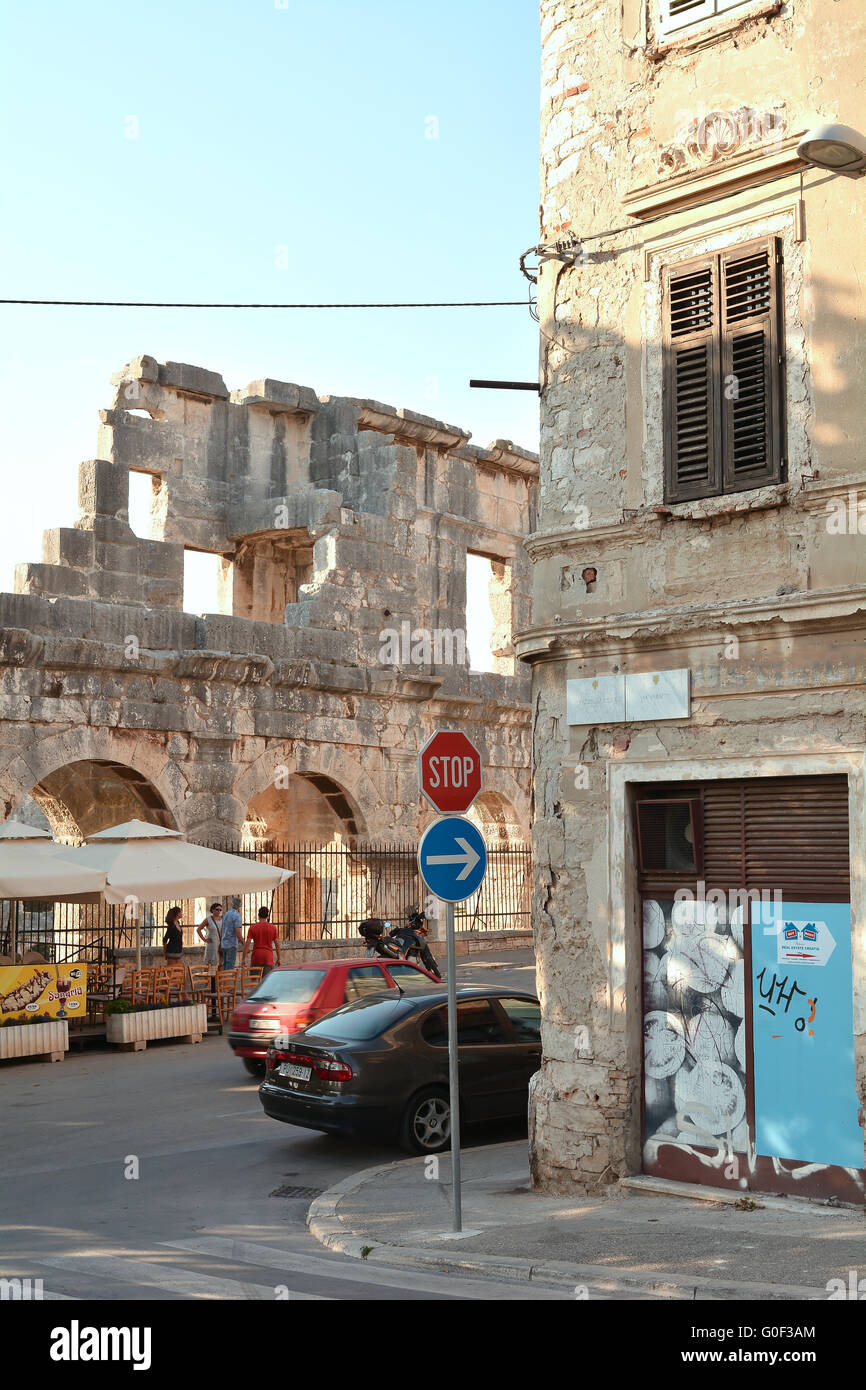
[522,0,866,1193]
[0,356,537,848]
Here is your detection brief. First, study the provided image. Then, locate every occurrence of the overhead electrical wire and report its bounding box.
[0,297,528,309]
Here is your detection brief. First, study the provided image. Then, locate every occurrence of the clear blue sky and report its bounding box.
[0,0,540,595]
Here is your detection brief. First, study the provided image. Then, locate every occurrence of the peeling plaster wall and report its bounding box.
[527,0,866,1192]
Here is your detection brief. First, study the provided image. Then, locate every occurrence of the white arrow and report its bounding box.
[427,837,481,881]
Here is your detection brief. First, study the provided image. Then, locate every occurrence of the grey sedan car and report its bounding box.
[258,985,542,1153]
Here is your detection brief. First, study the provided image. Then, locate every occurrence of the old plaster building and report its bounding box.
[0,355,536,936]
[519,0,866,1199]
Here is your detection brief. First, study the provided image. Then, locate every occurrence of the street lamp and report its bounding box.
[797,123,866,176]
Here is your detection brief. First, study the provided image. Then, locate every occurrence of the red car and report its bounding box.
[228,957,440,1076]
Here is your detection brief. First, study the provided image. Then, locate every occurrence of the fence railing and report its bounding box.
[0,841,532,962]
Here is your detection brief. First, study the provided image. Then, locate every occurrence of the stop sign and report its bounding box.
[418,731,483,814]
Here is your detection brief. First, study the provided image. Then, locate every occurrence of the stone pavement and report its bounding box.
[308,1140,866,1300]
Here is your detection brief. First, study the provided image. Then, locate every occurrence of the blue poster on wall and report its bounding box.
[750,901,863,1170]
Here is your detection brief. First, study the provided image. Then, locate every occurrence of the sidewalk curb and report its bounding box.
[306,1157,829,1301]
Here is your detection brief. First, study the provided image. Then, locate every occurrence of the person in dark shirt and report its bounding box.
[163,907,184,962]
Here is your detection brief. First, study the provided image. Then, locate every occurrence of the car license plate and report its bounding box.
[279,1062,311,1081]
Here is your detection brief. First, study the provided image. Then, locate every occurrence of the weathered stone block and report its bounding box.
[158,361,229,399]
[89,572,145,605]
[294,627,359,664]
[16,563,88,599]
[29,698,88,725]
[0,628,44,667]
[0,592,51,630]
[42,528,96,569]
[143,578,184,607]
[77,459,129,519]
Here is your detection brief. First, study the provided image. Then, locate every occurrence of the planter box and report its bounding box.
[0,1019,68,1063]
[106,1004,208,1051]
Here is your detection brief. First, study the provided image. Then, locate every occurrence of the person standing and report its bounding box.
[221,897,244,970]
[244,905,280,977]
[197,904,223,973]
[163,907,184,962]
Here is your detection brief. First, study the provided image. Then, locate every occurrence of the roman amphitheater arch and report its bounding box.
[1,728,186,840]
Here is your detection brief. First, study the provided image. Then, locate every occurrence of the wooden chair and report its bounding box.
[164,964,187,1001]
[239,965,263,998]
[214,969,238,1032]
[119,968,148,1007]
[152,968,173,1005]
[136,966,157,1005]
[187,965,214,1004]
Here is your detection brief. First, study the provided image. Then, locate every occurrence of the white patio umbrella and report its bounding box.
[74,820,294,968]
[0,823,108,960]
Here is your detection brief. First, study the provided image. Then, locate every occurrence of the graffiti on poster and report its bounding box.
[642,897,749,1172]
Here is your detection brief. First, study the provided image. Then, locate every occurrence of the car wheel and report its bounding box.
[242,1058,265,1080]
[400,1087,451,1154]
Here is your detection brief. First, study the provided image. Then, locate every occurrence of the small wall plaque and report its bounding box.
[566,674,626,725]
[625,669,690,721]
[566,669,691,725]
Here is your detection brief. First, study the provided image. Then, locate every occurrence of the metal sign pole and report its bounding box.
[445,898,462,1232]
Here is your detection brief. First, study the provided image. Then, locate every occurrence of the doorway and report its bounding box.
[638,774,863,1202]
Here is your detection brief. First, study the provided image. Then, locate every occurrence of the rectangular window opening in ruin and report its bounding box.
[227,540,315,624]
[466,551,514,676]
[128,469,168,542]
[183,548,233,617]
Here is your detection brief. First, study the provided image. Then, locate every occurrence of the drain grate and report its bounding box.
[270,1185,324,1199]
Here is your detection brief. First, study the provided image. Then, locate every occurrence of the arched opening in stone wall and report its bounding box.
[467,790,526,845]
[4,761,175,962]
[242,771,370,941]
[243,771,362,849]
[16,759,175,843]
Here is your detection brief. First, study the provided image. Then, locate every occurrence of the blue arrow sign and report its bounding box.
[418,816,487,904]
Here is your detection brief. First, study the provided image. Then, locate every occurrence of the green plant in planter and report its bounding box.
[105,999,195,1016]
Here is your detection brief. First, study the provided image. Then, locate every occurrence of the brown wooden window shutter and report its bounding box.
[663,237,785,503]
[720,238,785,491]
[663,256,720,502]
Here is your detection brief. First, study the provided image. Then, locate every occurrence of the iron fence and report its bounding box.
[0,841,531,962]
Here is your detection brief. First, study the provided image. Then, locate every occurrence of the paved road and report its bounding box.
[0,949,564,1301]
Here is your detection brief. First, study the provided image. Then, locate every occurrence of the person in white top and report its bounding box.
[197,903,223,973]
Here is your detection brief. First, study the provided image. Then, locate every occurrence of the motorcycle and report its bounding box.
[358,917,401,960]
[358,908,442,980]
[386,907,442,980]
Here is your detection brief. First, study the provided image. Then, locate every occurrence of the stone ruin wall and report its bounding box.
[0,355,538,851]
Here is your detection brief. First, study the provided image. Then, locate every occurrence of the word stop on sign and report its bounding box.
[426,755,476,789]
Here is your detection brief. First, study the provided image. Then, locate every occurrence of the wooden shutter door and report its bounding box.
[701,774,850,899]
[720,237,785,493]
[663,255,721,502]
